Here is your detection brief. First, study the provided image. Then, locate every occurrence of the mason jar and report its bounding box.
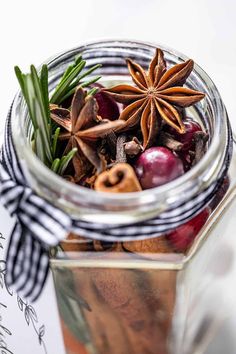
[11,40,236,354]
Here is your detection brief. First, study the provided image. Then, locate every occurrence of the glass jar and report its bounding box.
[11,40,236,354]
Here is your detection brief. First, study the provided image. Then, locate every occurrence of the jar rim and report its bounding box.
[11,39,230,222]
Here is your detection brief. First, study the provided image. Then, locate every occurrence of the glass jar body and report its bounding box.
[11,40,235,354]
[51,156,236,354]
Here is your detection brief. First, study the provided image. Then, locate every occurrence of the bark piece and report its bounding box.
[94,163,142,193]
[192,131,209,166]
[60,233,93,252]
[158,131,183,151]
[123,235,173,254]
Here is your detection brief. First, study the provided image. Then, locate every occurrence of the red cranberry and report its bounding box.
[166,208,210,252]
[166,117,202,151]
[134,147,184,189]
[95,90,120,120]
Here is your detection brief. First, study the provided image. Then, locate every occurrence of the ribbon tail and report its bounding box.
[26,245,49,302]
[5,222,24,287]
[5,223,50,302]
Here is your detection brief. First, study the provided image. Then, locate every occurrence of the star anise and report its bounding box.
[104,48,205,149]
[50,87,125,178]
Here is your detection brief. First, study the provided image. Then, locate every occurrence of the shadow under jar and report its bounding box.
[12,40,236,354]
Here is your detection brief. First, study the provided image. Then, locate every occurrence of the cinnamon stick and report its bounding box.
[93,240,123,252]
[123,235,173,254]
[137,269,177,346]
[94,162,142,193]
[79,267,165,354]
[60,233,94,252]
[72,268,133,354]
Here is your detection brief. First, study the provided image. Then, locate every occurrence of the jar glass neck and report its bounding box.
[12,40,231,224]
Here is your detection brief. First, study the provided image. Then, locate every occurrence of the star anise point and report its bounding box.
[104,48,205,149]
[50,87,123,176]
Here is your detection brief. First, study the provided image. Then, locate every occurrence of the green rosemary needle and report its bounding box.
[50,57,101,104]
[15,64,77,171]
[15,56,102,177]
[15,65,53,166]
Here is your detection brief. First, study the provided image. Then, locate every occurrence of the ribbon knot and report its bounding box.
[0,164,71,246]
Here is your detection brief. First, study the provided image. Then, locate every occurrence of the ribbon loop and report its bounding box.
[0,165,24,215]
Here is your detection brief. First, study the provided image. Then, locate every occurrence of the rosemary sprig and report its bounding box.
[60,75,101,102]
[50,148,77,176]
[52,127,61,158]
[87,87,99,96]
[15,65,53,166]
[51,158,60,173]
[15,65,77,172]
[58,148,77,176]
[50,60,86,104]
[15,56,101,177]
[50,57,101,104]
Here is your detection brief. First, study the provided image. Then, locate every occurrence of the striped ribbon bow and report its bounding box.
[0,108,71,301]
[0,104,232,301]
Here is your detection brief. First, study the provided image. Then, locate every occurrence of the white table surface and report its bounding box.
[1,1,236,353]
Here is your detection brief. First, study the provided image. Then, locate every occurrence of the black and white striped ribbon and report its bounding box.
[0,104,232,301]
[0,106,72,301]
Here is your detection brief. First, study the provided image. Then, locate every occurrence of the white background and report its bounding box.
[1,1,236,353]
[1,0,236,131]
